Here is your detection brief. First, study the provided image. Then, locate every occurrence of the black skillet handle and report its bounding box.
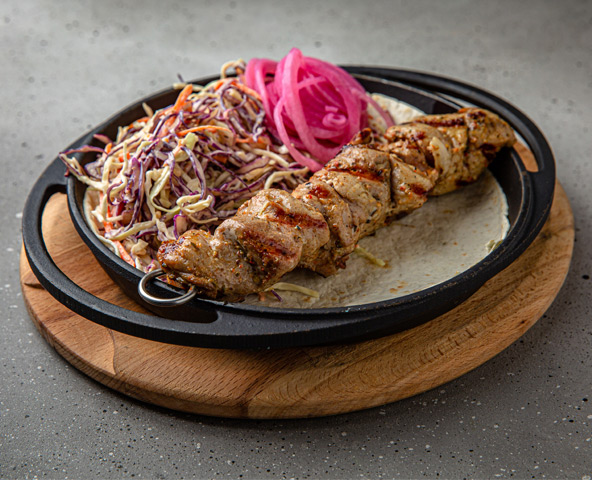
[21,157,236,347]
[23,157,69,221]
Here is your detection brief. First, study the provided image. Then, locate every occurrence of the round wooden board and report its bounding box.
[20,150,574,419]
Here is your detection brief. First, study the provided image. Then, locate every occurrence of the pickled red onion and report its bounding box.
[244,48,393,172]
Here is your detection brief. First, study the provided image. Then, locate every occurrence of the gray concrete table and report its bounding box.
[2,0,590,478]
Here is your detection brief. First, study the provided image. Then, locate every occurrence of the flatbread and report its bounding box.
[241,95,510,308]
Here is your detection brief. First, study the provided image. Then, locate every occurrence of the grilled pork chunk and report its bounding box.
[402,107,516,195]
[157,108,515,300]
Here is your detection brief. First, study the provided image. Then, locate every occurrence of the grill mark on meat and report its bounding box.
[306,183,331,199]
[417,116,467,127]
[409,184,428,196]
[239,229,294,261]
[237,228,299,285]
[412,130,426,140]
[264,202,328,230]
[480,143,498,161]
[325,165,385,182]
[462,108,486,118]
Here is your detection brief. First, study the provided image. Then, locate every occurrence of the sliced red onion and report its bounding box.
[244,48,394,170]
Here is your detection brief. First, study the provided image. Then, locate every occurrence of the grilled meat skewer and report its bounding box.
[157,108,516,300]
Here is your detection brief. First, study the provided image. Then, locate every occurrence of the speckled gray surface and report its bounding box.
[1,0,591,478]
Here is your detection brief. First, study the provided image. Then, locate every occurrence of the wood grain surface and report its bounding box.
[20,146,574,418]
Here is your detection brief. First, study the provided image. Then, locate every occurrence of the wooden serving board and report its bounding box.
[20,148,574,419]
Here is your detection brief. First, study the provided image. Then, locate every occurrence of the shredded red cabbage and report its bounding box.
[59,60,310,272]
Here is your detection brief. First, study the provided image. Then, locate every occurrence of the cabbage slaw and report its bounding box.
[60,55,395,276]
[61,60,309,272]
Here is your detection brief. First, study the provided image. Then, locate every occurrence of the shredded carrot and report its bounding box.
[235,135,271,148]
[235,136,255,144]
[127,116,149,129]
[232,81,262,101]
[172,84,194,113]
[105,142,113,154]
[104,214,135,266]
[212,154,228,164]
[161,84,195,135]
[177,125,233,137]
[115,240,135,266]
[212,79,227,91]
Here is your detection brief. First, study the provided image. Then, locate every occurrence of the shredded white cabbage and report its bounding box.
[266,282,320,299]
[264,168,308,190]
[353,246,387,267]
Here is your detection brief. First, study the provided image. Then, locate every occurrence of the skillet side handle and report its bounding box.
[21,156,90,312]
[22,157,69,245]
[21,158,223,347]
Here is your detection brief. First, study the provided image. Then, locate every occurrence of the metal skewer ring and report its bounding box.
[138,268,198,306]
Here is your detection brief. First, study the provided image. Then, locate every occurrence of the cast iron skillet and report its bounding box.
[22,68,555,349]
